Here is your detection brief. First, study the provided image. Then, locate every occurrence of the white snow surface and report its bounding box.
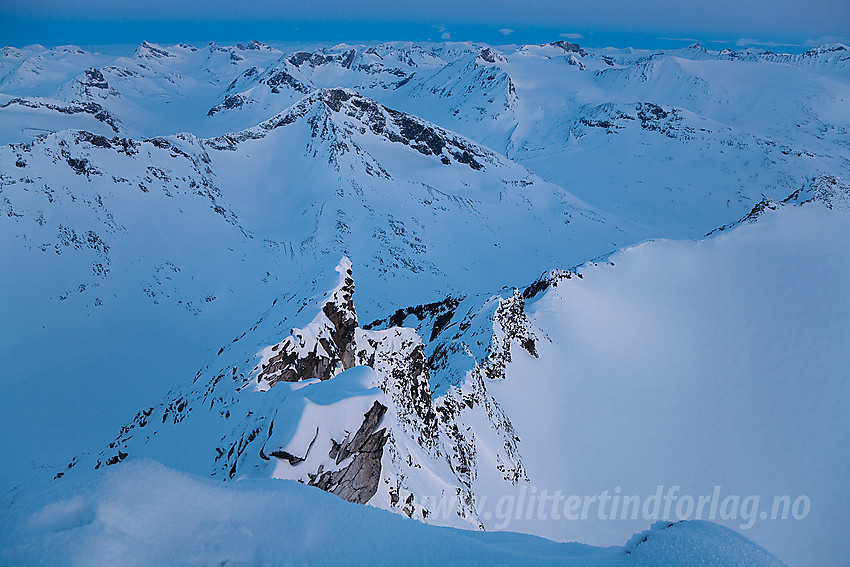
[2,39,849,566]
[487,204,850,567]
[0,460,786,567]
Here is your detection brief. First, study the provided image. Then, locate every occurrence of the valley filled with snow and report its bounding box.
[1,38,848,566]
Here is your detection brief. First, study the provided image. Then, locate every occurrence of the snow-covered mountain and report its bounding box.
[2,39,848,566]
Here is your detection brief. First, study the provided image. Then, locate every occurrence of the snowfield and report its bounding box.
[489,204,850,567]
[0,460,786,567]
[2,39,849,566]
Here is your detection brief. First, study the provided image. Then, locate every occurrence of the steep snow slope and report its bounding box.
[487,202,850,567]
[0,128,281,495]
[204,87,626,311]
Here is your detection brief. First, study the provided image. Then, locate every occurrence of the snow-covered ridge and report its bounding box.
[706,174,850,235]
[70,257,534,527]
[206,87,496,172]
[41,189,848,566]
[3,37,849,566]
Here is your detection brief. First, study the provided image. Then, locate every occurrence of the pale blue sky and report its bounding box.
[1,0,847,50]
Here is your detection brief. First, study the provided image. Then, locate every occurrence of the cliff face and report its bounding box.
[251,258,536,521]
[71,256,543,527]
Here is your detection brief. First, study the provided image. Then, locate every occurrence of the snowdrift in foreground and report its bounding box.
[0,460,785,567]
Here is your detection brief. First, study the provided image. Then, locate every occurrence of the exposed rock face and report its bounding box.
[83,68,109,90]
[480,289,538,381]
[255,263,357,386]
[549,40,588,57]
[784,174,850,210]
[236,40,274,51]
[707,174,850,236]
[137,41,175,59]
[0,98,122,133]
[477,48,506,64]
[567,54,586,70]
[207,89,493,171]
[318,88,489,170]
[252,259,534,517]
[88,258,540,524]
[288,49,357,70]
[705,198,781,236]
[207,94,247,116]
[262,67,313,95]
[355,328,440,450]
[573,102,690,139]
[310,401,389,504]
[208,64,312,116]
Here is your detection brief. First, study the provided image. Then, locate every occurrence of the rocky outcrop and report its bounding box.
[705,198,781,236]
[252,259,536,521]
[136,41,175,59]
[0,98,122,133]
[288,49,357,70]
[479,289,538,381]
[549,40,588,57]
[309,401,389,504]
[783,174,850,210]
[255,262,357,387]
[573,102,691,139]
[207,94,247,116]
[86,258,538,525]
[207,65,313,116]
[318,88,489,169]
[262,67,313,95]
[206,89,494,171]
[355,328,439,450]
[707,175,850,236]
[82,68,109,90]
[477,48,506,64]
[236,40,275,51]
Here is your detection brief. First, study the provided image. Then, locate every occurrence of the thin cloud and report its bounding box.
[736,37,803,48]
[498,28,514,35]
[435,24,451,40]
[804,36,849,47]
[657,37,732,45]
[559,33,583,40]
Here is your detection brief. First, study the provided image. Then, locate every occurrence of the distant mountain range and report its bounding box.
[1,39,848,566]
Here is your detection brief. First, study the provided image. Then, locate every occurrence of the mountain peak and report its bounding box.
[237,40,275,51]
[211,88,492,171]
[82,67,109,90]
[136,41,174,59]
[255,256,357,388]
[317,86,359,112]
[477,47,506,64]
[548,40,588,56]
[288,48,357,69]
[802,42,848,56]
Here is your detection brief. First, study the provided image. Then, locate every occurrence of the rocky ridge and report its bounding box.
[70,256,550,527]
